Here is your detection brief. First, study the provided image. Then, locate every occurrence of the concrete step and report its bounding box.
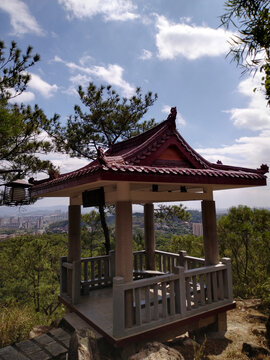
[60,313,103,340]
[0,328,71,360]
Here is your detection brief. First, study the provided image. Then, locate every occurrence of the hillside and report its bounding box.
[168,299,269,360]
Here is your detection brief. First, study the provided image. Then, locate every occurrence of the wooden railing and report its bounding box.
[133,250,146,272]
[155,250,180,273]
[60,249,208,303]
[112,257,233,337]
[179,250,205,269]
[80,252,115,294]
[60,251,115,303]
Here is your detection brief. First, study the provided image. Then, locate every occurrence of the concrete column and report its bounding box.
[67,205,81,300]
[115,201,133,327]
[115,201,133,281]
[144,203,155,270]
[201,200,219,266]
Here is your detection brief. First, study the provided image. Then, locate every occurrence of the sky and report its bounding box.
[0,0,270,213]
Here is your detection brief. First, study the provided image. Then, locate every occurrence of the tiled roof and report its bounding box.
[31,107,268,195]
[32,160,267,194]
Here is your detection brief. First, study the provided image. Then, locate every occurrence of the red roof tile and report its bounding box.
[31,107,268,196]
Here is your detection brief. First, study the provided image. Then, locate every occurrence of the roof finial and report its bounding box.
[167,107,177,129]
[97,146,107,166]
[257,164,269,174]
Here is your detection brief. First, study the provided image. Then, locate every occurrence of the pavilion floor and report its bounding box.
[59,286,235,347]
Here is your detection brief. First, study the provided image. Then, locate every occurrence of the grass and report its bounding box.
[0,304,38,348]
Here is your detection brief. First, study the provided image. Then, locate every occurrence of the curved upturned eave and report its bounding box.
[30,163,267,198]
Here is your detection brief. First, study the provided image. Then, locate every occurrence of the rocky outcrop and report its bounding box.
[68,329,100,360]
[242,342,270,359]
[129,341,184,360]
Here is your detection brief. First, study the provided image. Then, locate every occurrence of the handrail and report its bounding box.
[184,255,205,263]
[113,258,233,337]
[184,263,226,276]
[62,262,73,270]
[81,254,110,262]
[155,249,178,256]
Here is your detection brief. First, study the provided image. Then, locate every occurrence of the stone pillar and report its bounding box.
[67,205,81,303]
[201,200,219,266]
[115,201,133,327]
[115,201,133,280]
[144,203,155,270]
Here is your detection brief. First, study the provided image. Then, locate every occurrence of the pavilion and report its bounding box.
[31,108,268,346]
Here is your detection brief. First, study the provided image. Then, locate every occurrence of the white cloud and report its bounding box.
[70,74,92,88]
[91,64,135,97]
[43,152,89,174]
[79,55,94,67]
[162,105,186,127]
[197,130,270,169]
[58,0,138,21]
[8,91,35,103]
[155,15,232,60]
[54,56,135,97]
[194,74,270,209]
[0,0,44,36]
[7,74,58,102]
[226,73,270,131]
[28,74,58,98]
[139,49,152,60]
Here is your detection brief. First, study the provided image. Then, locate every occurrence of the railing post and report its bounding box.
[179,250,187,270]
[174,266,187,316]
[60,256,67,295]
[113,276,125,338]
[221,257,233,302]
[72,260,81,305]
[109,250,115,278]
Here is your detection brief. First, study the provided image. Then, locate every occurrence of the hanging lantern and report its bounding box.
[2,179,32,206]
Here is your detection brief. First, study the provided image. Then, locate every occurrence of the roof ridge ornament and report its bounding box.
[97,146,107,165]
[257,164,269,174]
[167,107,177,130]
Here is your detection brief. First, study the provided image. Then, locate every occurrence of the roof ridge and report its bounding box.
[108,117,170,155]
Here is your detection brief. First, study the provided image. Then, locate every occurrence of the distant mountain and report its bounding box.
[0,205,68,217]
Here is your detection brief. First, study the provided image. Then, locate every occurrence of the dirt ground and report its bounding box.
[169,299,270,360]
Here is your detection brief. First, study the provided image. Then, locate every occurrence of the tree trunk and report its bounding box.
[98,204,110,254]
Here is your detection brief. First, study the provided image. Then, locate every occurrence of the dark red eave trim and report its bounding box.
[31,167,267,198]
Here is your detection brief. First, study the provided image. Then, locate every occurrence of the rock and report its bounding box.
[29,325,53,338]
[182,337,200,348]
[68,328,100,360]
[242,342,269,358]
[129,341,184,360]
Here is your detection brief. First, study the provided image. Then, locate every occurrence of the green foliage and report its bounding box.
[81,211,105,256]
[155,204,192,237]
[0,41,57,200]
[0,40,40,101]
[218,206,270,305]
[168,234,204,258]
[50,83,157,159]
[155,204,191,223]
[0,303,39,348]
[47,82,158,252]
[133,228,145,251]
[220,0,270,104]
[0,234,67,318]
[193,336,207,360]
[0,103,55,184]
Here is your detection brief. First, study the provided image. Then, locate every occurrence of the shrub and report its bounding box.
[0,303,38,348]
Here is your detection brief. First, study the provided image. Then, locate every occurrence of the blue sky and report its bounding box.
[1,0,270,212]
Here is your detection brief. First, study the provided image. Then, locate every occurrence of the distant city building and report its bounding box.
[0,210,68,235]
[193,222,203,237]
